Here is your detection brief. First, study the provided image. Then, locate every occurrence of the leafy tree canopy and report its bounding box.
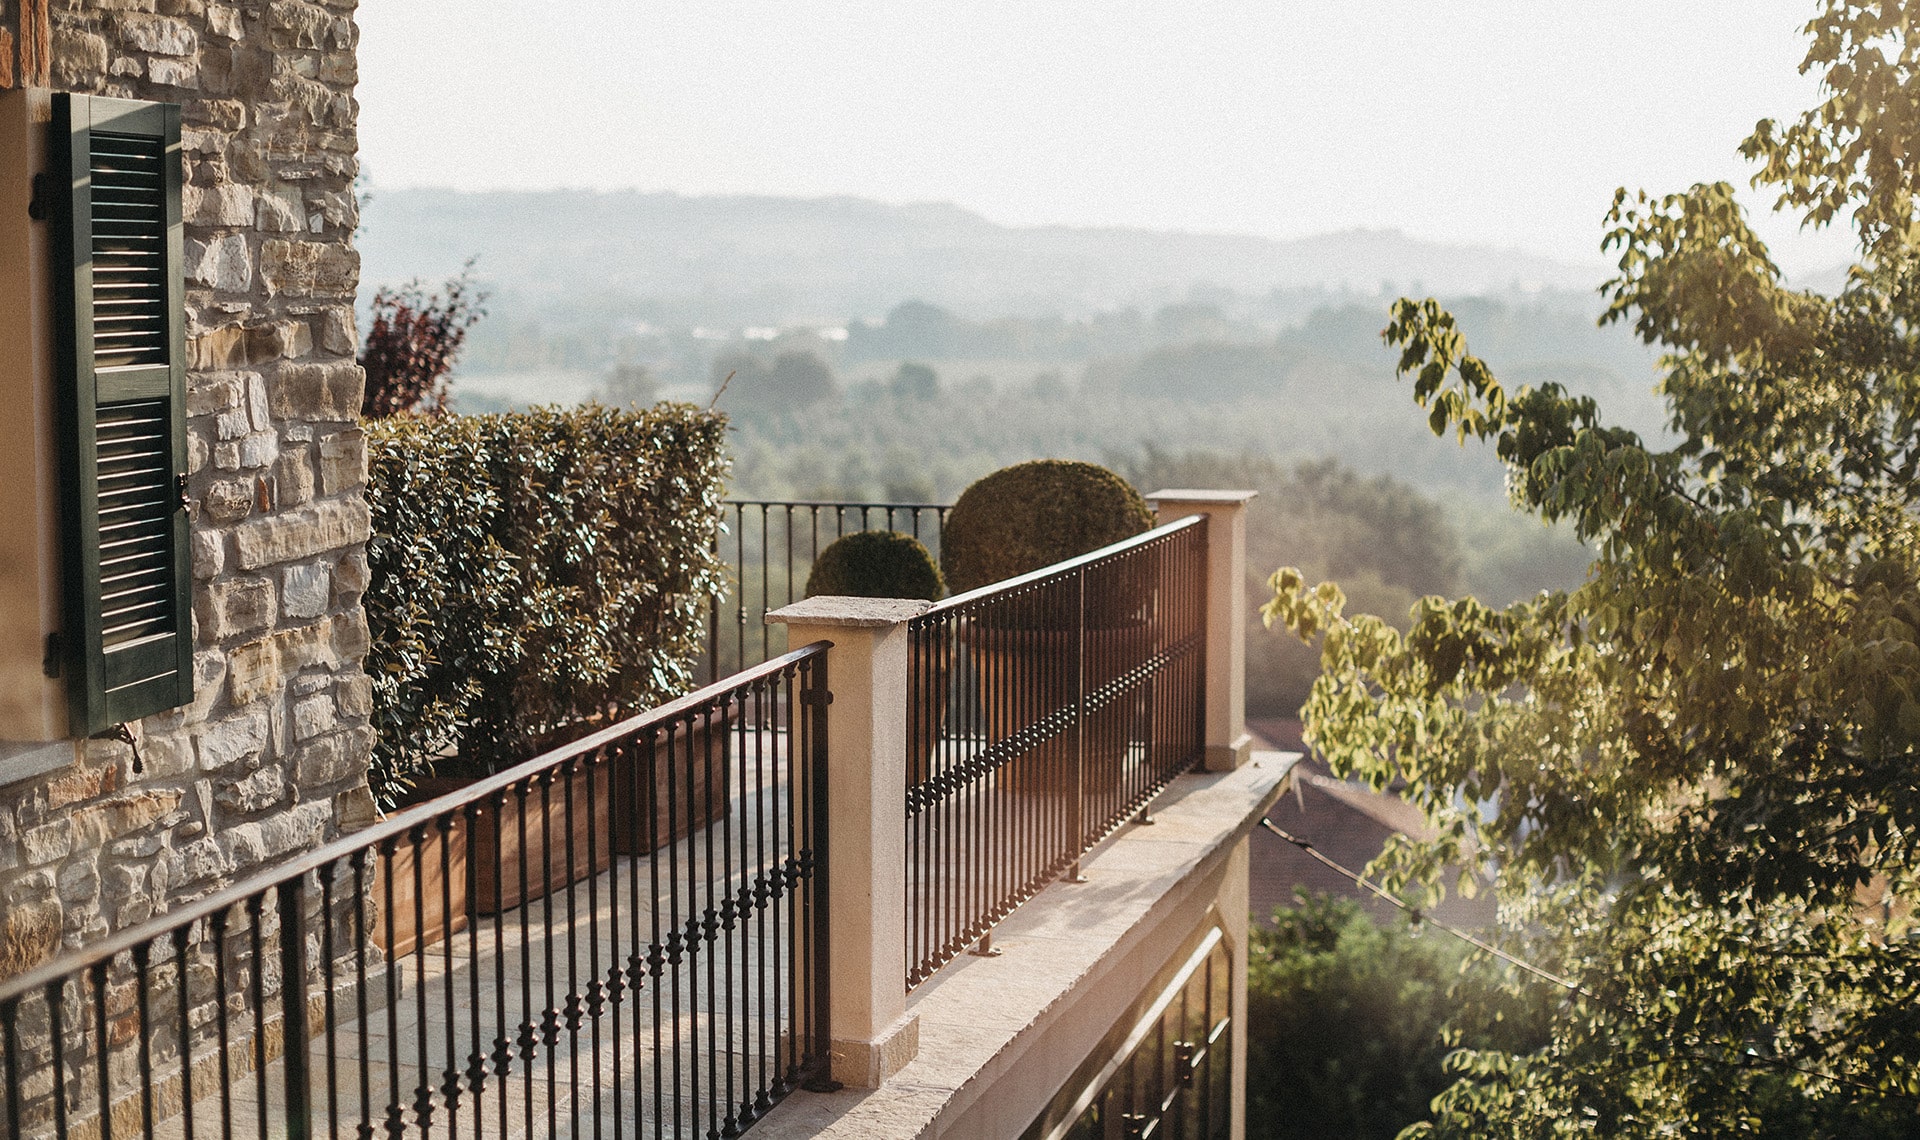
[1266,2,1920,1132]
[710,347,839,414]
[890,360,940,401]
[595,361,659,408]
[360,262,486,417]
[1248,892,1551,1140]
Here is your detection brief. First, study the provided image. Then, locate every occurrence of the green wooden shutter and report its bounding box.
[48,93,193,735]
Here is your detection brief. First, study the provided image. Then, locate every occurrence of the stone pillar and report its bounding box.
[767,594,929,1088]
[1147,490,1256,771]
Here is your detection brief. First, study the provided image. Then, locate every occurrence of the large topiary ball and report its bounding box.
[941,460,1154,594]
[804,530,945,601]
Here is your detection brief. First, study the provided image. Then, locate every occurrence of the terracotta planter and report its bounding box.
[463,759,617,916]
[373,717,736,951]
[608,712,733,857]
[962,621,1152,794]
[370,807,469,960]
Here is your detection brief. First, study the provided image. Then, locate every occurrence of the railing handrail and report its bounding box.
[0,639,834,1007]
[723,498,950,512]
[919,514,1205,619]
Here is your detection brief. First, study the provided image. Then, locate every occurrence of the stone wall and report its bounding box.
[0,0,370,979]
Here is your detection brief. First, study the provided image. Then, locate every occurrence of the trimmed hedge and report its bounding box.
[940,459,1153,594]
[804,530,944,601]
[363,404,729,806]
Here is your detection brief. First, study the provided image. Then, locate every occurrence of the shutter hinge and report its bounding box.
[176,473,192,514]
[101,724,144,775]
[28,172,61,222]
[42,632,60,678]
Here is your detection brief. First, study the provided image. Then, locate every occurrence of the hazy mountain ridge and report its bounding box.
[358,188,1609,320]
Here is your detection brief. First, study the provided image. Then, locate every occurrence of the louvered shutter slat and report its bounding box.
[87,131,169,369]
[93,398,177,654]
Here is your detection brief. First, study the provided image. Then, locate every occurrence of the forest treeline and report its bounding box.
[463,292,1665,441]
[443,288,1615,719]
[421,268,1641,720]
[718,386,1588,718]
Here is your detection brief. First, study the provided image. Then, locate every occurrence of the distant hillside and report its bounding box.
[357,188,1607,321]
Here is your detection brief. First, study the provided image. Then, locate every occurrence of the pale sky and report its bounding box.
[356,1,1862,278]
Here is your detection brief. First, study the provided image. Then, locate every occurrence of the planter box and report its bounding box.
[370,812,469,960]
[374,717,734,955]
[464,759,616,915]
[610,711,733,856]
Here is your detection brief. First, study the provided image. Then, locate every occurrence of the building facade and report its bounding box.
[0,0,373,982]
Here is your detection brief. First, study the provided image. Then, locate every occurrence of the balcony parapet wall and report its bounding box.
[749,754,1294,1139]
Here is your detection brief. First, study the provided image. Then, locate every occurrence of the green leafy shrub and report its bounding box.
[940,459,1153,594]
[363,403,728,806]
[804,530,944,600]
[1247,892,1552,1140]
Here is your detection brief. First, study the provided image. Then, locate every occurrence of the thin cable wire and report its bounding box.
[1257,817,1587,994]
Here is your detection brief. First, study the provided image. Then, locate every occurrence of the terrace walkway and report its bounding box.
[149,743,813,1140]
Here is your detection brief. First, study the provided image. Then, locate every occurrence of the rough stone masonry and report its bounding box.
[0,0,372,980]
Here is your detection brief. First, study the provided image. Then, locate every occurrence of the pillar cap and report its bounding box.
[1145,489,1258,505]
[767,596,931,627]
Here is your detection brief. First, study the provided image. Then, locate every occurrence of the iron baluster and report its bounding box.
[276,878,313,1140]
[437,812,460,1140]
[409,825,433,1139]
[247,895,268,1138]
[320,870,338,1140]
[378,841,403,1140]
[350,853,370,1140]
[133,942,155,1140]
[50,979,70,1140]
[93,959,111,1140]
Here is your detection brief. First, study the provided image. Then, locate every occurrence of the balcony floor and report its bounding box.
[137,751,816,1140]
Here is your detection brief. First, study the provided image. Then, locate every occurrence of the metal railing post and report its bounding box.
[805,651,836,1088]
[277,876,313,1140]
[1070,566,1088,881]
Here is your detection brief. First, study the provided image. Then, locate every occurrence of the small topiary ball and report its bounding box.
[804,530,945,601]
[940,460,1154,594]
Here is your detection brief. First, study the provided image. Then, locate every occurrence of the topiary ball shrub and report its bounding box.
[804,530,945,601]
[941,460,1154,595]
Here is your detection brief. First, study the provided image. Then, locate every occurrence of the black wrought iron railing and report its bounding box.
[1024,928,1233,1140]
[705,500,949,684]
[904,516,1209,987]
[0,644,833,1140]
